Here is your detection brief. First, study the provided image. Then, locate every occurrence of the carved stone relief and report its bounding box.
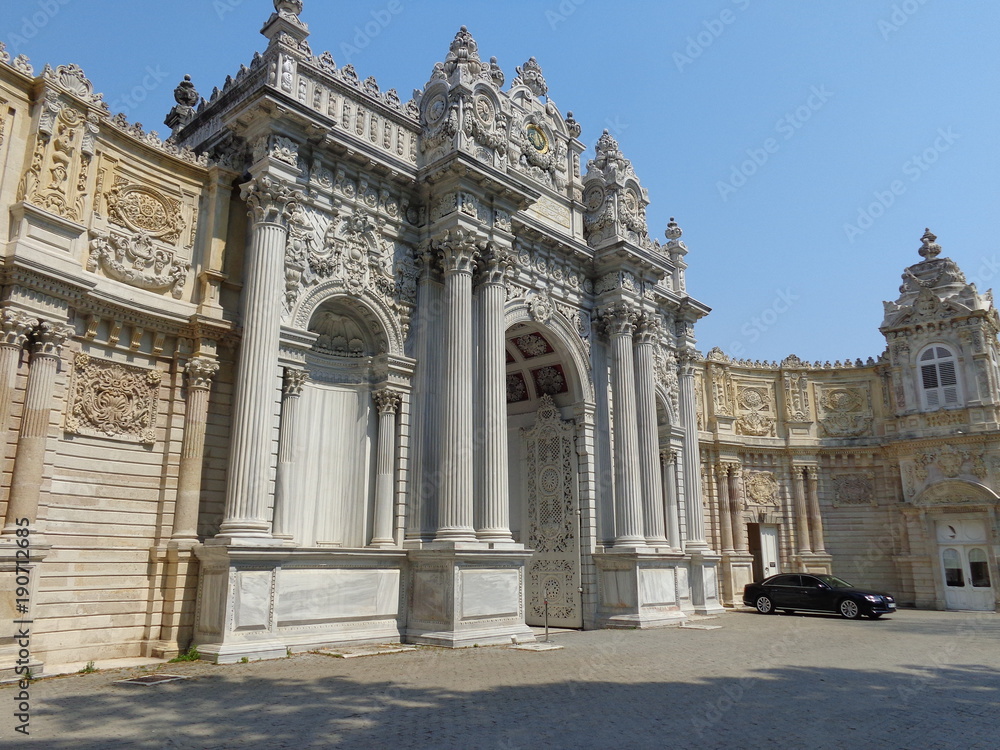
[744,471,780,506]
[65,352,162,444]
[832,472,876,507]
[818,386,872,438]
[735,385,776,437]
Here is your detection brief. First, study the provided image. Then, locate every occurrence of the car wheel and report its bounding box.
[839,599,861,619]
[755,595,774,614]
[867,613,882,620]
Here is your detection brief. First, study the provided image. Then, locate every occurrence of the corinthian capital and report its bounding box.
[32,320,75,358]
[186,356,220,390]
[241,175,300,225]
[373,388,402,415]
[0,310,37,349]
[282,367,309,397]
[601,301,638,338]
[634,313,662,345]
[433,228,482,276]
[477,244,515,286]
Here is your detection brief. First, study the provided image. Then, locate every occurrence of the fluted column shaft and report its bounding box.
[715,465,735,553]
[605,304,644,546]
[661,450,682,550]
[792,466,812,554]
[220,176,297,538]
[679,355,708,547]
[272,369,308,539]
[2,321,73,536]
[729,466,748,553]
[435,233,479,542]
[172,357,219,541]
[806,467,826,553]
[476,249,514,542]
[371,389,402,546]
[634,317,666,544]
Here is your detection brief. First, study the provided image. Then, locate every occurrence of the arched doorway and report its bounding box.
[505,321,585,628]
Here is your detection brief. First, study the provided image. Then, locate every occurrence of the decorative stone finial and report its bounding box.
[565,111,581,139]
[274,0,303,18]
[488,56,504,88]
[918,227,941,260]
[165,75,200,137]
[514,56,548,98]
[174,75,199,107]
[665,217,683,241]
[444,26,482,74]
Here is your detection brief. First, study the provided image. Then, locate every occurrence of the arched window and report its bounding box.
[919,345,960,408]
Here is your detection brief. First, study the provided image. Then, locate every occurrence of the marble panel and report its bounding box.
[460,568,519,619]
[601,569,637,609]
[639,568,676,607]
[276,568,400,624]
[234,570,272,631]
[412,569,449,623]
[198,571,227,635]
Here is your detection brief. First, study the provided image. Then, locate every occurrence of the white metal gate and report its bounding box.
[522,395,582,628]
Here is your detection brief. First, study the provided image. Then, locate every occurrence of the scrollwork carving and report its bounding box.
[66,352,161,444]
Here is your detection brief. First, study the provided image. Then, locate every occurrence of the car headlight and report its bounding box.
[863,595,881,602]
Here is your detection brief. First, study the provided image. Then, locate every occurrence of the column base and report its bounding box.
[793,552,834,575]
[688,549,726,615]
[405,548,535,648]
[593,550,688,628]
[720,552,755,607]
[0,540,50,678]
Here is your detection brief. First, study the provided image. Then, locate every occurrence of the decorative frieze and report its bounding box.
[66,352,162,444]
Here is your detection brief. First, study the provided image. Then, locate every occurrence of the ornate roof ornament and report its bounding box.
[665,217,687,255]
[274,0,304,18]
[589,129,632,176]
[443,26,484,77]
[262,0,308,42]
[565,111,581,139]
[173,75,199,108]
[918,227,941,260]
[706,346,730,363]
[165,75,200,137]
[513,57,548,98]
[42,63,107,109]
[487,56,505,88]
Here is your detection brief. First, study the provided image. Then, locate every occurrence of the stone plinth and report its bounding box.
[687,549,727,615]
[192,545,407,663]
[405,548,535,648]
[720,552,755,607]
[593,551,689,628]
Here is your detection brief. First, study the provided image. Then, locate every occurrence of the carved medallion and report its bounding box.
[66,353,162,444]
[744,471,779,506]
[833,473,876,507]
[106,178,185,244]
[525,124,549,154]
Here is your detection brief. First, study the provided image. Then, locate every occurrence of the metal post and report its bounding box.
[543,598,549,642]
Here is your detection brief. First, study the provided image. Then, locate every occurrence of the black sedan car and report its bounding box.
[743,573,896,619]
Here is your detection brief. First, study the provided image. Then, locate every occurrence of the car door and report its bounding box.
[797,575,836,612]
[763,575,800,608]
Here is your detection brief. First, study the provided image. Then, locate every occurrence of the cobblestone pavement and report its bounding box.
[4,608,1000,749]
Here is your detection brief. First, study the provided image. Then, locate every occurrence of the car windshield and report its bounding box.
[814,574,854,588]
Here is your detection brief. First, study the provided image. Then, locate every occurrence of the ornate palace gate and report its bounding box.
[522,396,583,628]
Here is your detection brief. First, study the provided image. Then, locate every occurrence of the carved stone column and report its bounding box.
[371,388,402,547]
[678,352,708,549]
[475,246,515,544]
[805,466,826,553]
[660,449,682,550]
[634,315,667,545]
[172,357,220,542]
[604,303,645,547]
[434,232,479,542]
[0,311,34,432]
[219,176,298,540]
[715,464,735,553]
[792,465,812,554]
[272,368,308,540]
[1,321,74,537]
[728,464,748,553]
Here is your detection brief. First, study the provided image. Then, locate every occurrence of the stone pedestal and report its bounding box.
[192,545,406,663]
[593,551,688,628]
[0,541,49,679]
[687,549,726,615]
[795,552,834,576]
[405,548,535,647]
[720,552,755,607]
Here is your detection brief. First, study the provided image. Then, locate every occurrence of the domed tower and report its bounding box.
[880,229,1000,424]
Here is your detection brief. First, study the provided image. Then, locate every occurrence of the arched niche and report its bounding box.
[914,480,999,507]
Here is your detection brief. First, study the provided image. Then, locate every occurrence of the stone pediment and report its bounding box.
[913,479,999,506]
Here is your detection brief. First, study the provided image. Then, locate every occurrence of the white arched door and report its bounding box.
[937,519,995,611]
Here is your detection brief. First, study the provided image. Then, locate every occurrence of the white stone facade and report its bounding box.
[0,3,994,673]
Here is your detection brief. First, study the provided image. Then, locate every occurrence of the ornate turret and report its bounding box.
[581,130,652,250]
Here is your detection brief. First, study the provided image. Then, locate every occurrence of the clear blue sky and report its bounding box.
[6,1,998,362]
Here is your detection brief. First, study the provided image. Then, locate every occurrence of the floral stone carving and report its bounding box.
[88,230,189,299]
[744,471,779,506]
[66,353,162,444]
